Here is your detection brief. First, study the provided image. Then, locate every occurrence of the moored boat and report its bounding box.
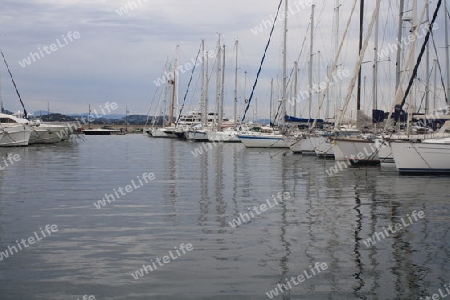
[390,137,450,173]
[82,128,121,135]
[0,113,31,147]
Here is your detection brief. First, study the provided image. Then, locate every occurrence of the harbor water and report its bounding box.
[0,134,449,299]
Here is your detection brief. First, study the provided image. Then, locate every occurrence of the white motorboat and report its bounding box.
[28,121,71,144]
[148,127,178,138]
[186,127,209,141]
[0,113,31,146]
[82,128,121,135]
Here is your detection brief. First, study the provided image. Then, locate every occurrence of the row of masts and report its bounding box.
[160,0,449,129]
[162,37,243,129]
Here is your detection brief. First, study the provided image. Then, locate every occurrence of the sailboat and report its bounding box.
[238,0,293,149]
[330,0,383,165]
[389,0,450,173]
[208,40,241,143]
[148,47,180,139]
[186,40,222,142]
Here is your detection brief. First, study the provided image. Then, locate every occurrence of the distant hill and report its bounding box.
[37,113,75,122]
[37,113,168,125]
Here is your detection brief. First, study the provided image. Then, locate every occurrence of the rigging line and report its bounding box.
[286,22,310,89]
[145,60,168,126]
[0,49,27,117]
[416,69,434,113]
[395,0,443,121]
[144,85,161,126]
[241,0,283,122]
[175,43,201,124]
[268,147,291,159]
[412,142,433,169]
[314,0,328,33]
[430,31,448,103]
[272,100,283,125]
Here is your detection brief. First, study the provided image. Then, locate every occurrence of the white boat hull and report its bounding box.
[0,125,31,147]
[334,138,380,165]
[149,127,177,138]
[238,134,290,148]
[390,140,450,173]
[332,142,346,161]
[312,136,335,158]
[290,139,303,154]
[300,137,316,155]
[29,124,68,144]
[207,131,241,143]
[375,139,394,164]
[186,130,209,141]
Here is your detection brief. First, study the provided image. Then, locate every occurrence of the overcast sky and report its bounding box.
[0,0,448,120]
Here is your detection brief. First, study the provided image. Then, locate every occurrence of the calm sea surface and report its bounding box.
[0,134,449,300]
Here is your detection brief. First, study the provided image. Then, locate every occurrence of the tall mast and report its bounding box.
[270,78,274,122]
[219,45,225,130]
[205,55,209,124]
[334,0,340,120]
[170,71,175,125]
[170,46,179,126]
[0,67,3,113]
[281,0,288,125]
[413,0,417,102]
[125,105,128,132]
[326,65,330,120]
[200,39,206,126]
[445,0,450,104]
[88,103,91,129]
[215,36,222,129]
[234,40,238,128]
[372,0,379,118]
[294,61,298,117]
[396,0,405,90]
[434,59,438,111]
[244,71,247,103]
[357,0,364,112]
[309,4,315,120]
[175,46,180,123]
[425,2,430,115]
[407,0,417,135]
[317,51,321,108]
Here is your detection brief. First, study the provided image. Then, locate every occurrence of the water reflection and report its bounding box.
[0,136,449,299]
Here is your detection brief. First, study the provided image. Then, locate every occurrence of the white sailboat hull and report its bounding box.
[375,139,394,164]
[332,142,346,161]
[207,131,241,143]
[290,139,303,154]
[390,140,450,173]
[300,137,316,155]
[312,136,335,158]
[333,138,380,165]
[238,134,290,148]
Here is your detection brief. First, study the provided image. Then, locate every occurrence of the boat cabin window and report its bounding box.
[0,118,17,123]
